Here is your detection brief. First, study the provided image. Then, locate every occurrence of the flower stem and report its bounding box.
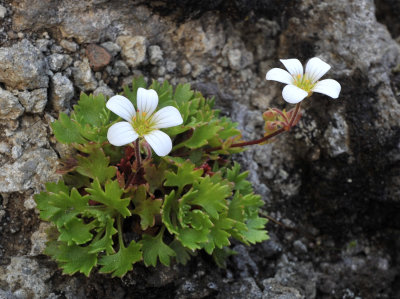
[206,103,302,152]
[117,215,125,249]
[289,102,301,128]
[135,139,141,170]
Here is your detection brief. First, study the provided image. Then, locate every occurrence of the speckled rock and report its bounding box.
[0,148,59,193]
[116,35,147,68]
[0,40,49,90]
[50,73,74,111]
[16,89,48,114]
[0,89,24,120]
[72,59,98,92]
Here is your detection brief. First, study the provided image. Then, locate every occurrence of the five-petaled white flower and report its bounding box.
[106,88,183,156]
[266,57,341,104]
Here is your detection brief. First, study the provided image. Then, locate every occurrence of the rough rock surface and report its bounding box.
[0,0,399,298]
[0,39,49,90]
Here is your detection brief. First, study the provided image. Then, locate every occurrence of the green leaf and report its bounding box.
[140,228,176,267]
[86,179,131,217]
[58,218,95,245]
[162,191,179,234]
[169,239,193,265]
[76,147,116,184]
[164,160,203,190]
[45,241,97,277]
[35,181,70,221]
[203,215,235,254]
[178,224,212,250]
[181,123,222,149]
[242,217,269,244]
[132,185,163,230]
[99,241,142,277]
[73,93,108,127]
[190,176,231,219]
[48,188,89,227]
[227,163,253,195]
[174,83,194,105]
[88,217,117,254]
[51,113,86,144]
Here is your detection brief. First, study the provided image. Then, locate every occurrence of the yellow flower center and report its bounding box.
[131,110,156,136]
[293,74,316,96]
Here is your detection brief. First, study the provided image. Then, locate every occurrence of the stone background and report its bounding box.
[0,0,399,298]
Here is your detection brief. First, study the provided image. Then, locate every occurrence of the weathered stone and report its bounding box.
[149,45,163,65]
[112,60,130,76]
[86,44,112,71]
[0,5,7,19]
[16,88,47,113]
[101,41,121,57]
[0,148,59,193]
[0,40,49,90]
[116,35,147,68]
[72,59,98,92]
[93,84,114,98]
[0,89,24,119]
[227,48,254,70]
[29,222,51,256]
[0,256,52,299]
[50,73,74,111]
[262,278,304,299]
[47,53,71,72]
[60,39,78,52]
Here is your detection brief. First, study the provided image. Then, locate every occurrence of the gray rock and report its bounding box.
[292,240,308,254]
[112,60,130,76]
[101,41,121,57]
[227,48,253,70]
[262,278,304,299]
[116,35,147,68]
[323,111,350,157]
[17,88,47,113]
[0,5,7,19]
[29,222,51,256]
[218,277,263,299]
[93,85,114,98]
[0,89,24,119]
[35,39,51,52]
[0,256,52,299]
[60,39,78,52]
[232,245,259,278]
[72,59,98,92]
[50,73,74,111]
[0,40,49,90]
[149,45,163,65]
[0,148,59,193]
[47,53,70,72]
[166,60,177,72]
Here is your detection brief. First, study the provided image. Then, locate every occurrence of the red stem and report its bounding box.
[206,103,301,152]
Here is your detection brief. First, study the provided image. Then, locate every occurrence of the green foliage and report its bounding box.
[35,78,268,278]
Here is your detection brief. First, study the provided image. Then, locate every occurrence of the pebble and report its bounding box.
[100,41,121,57]
[60,39,78,52]
[86,44,112,71]
[0,5,6,19]
[149,45,163,65]
[116,35,147,67]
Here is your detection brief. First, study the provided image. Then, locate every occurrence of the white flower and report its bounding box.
[106,88,183,156]
[266,57,341,104]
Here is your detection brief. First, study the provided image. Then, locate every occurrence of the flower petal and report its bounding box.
[137,87,158,117]
[282,85,309,104]
[144,130,172,157]
[266,68,294,85]
[151,106,183,129]
[106,95,136,122]
[312,79,341,99]
[107,122,139,146]
[305,57,331,83]
[280,59,303,76]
